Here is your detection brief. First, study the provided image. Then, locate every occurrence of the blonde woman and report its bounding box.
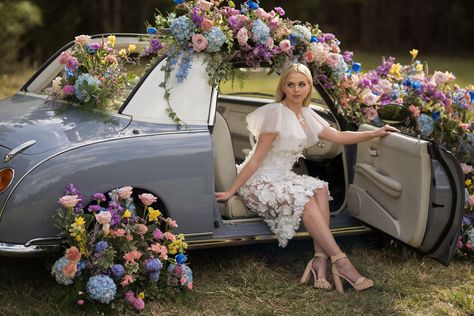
[215,64,397,293]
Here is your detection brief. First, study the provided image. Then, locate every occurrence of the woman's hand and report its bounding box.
[373,124,399,137]
[215,191,234,201]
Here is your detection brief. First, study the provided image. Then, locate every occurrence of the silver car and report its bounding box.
[0,34,465,265]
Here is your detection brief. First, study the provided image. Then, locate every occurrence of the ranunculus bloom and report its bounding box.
[237,28,249,46]
[192,34,208,52]
[58,50,73,65]
[303,50,315,63]
[118,186,133,199]
[74,35,91,46]
[201,18,213,32]
[409,104,420,118]
[65,246,81,262]
[460,163,472,175]
[58,195,81,208]
[139,193,157,206]
[95,211,112,225]
[63,261,78,277]
[279,39,292,53]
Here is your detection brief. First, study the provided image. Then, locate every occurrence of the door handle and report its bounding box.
[368,146,378,157]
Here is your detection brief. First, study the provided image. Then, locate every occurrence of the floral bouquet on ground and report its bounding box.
[52,184,192,312]
[46,35,138,112]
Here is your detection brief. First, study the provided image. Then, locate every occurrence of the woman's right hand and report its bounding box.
[215,191,234,201]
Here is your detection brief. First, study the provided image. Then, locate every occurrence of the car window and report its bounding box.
[219,67,328,109]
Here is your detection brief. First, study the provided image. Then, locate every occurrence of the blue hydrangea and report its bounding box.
[146,258,163,272]
[74,74,100,101]
[205,27,226,53]
[251,19,270,45]
[111,264,125,281]
[150,271,161,282]
[171,16,194,44]
[417,113,434,137]
[75,260,86,277]
[334,61,348,81]
[175,253,187,264]
[95,241,108,253]
[290,25,312,43]
[51,256,74,285]
[86,275,117,304]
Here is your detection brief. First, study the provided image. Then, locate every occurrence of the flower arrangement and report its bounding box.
[47,35,138,112]
[142,0,474,258]
[52,184,192,312]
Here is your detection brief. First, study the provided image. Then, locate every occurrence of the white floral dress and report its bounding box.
[237,103,332,247]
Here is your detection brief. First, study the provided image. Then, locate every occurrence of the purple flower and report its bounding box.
[149,271,161,282]
[144,38,163,56]
[65,183,80,196]
[93,193,106,202]
[111,264,125,280]
[63,85,75,95]
[222,7,239,16]
[67,57,78,71]
[376,57,395,76]
[146,258,163,272]
[228,15,245,33]
[95,241,108,253]
[343,51,353,63]
[153,229,164,240]
[191,7,204,27]
[359,77,372,88]
[89,43,101,50]
[87,204,101,213]
[324,33,336,41]
[274,7,285,16]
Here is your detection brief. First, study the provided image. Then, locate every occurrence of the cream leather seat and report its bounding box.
[212,112,257,219]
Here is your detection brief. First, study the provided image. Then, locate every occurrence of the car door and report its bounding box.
[347,124,465,265]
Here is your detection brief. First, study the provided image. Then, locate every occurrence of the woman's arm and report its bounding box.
[215,132,277,201]
[319,125,399,145]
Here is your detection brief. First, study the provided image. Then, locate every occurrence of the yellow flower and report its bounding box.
[389,63,402,78]
[119,48,127,57]
[415,63,423,72]
[409,49,418,60]
[107,35,116,47]
[148,207,161,222]
[128,44,136,53]
[75,216,85,226]
[74,235,82,242]
[122,209,132,218]
[137,292,145,299]
[466,179,472,186]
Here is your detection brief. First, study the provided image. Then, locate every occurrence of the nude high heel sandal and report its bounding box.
[300,252,332,290]
[330,253,373,293]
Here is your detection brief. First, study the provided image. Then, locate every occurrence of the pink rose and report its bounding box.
[165,218,178,227]
[468,195,474,207]
[187,281,193,290]
[192,34,208,52]
[153,228,164,240]
[132,298,145,310]
[126,234,133,241]
[65,246,81,262]
[255,8,269,20]
[63,85,75,96]
[164,232,176,242]
[267,10,276,19]
[326,53,342,69]
[268,17,280,29]
[460,163,472,175]
[378,79,392,92]
[197,0,213,11]
[116,228,126,236]
[279,39,292,53]
[201,18,213,32]
[58,195,81,208]
[237,28,249,46]
[63,261,78,278]
[365,107,378,121]
[181,277,187,285]
[139,193,157,206]
[95,211,112,225]
[409,104,420,118]
[265,37,274,49]
[362,93,378,106]
[118,186,133,199]
[330,44,341,53]
[74,35,91,46]
[58,50,73,65]
[311,43,329,65]
[303,50,315,63]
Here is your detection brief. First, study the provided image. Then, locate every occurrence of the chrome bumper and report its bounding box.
[0,237,61,257]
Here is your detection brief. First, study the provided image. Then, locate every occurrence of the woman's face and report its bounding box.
[281,72,311,105]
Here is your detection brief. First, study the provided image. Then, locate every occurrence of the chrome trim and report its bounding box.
[0,167,15,193]
[0,238,61,257]
[4,140,37,163]
[183,231,213,237]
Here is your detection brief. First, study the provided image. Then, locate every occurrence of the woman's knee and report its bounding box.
[314,186,329,200]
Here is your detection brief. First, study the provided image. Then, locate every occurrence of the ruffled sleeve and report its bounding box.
[246,103,283,138]
[302,107,330,147]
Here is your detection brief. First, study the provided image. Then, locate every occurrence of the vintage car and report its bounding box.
[0,34,465,265]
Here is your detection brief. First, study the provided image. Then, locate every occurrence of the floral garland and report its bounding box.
[52,184,192,312]
[141,0,474,256]
[47,35,138,112]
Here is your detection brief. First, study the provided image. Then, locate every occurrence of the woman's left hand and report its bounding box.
[373,124,400,137]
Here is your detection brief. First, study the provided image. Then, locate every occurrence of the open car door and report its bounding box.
[347,124,465,265]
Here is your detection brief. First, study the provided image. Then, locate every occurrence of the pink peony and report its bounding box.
[74,35,91,46]
[139,193,157,206]
[58,50,73,65]
[460,163,472,175]
[63,85,75,96]
[65,246,81,262]
[279,39,292,53]
[95,211,112,225]
[237,28,249,46]
[63,262,78,278]
[192,34,208,52]
[365,107,378,121]
[468,195,474,207]
[409,104,420,118]
[118,186,133,199]
[201,18,213,32]
[58,195,81,208]
[303,50,315,63]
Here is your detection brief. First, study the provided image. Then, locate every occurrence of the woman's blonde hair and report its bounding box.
[275,63,313,107]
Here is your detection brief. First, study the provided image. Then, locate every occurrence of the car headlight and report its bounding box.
[0,168,14,193]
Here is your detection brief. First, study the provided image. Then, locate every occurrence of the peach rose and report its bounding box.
[237,28,249,46]
[74,35,91,46]
[409,104,420,118]
[192,34,208,52]
[279,39,292,53]
[63,262,78,278]
[311,42,329,65]
[139,193,157,206]
[58,195,81,208]
[201,18,213,32]
[58,50,73,65]
[65,246,81,262]
[118,186,133,199]
[303,50,315,63]
[116,228,126,236]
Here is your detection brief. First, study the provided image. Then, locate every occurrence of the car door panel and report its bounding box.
[348,124,464,264]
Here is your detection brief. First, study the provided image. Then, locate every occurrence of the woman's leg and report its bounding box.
[310,188,330,279]
[302,195,364,283]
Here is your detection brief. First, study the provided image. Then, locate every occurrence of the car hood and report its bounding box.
[0,93,132,154]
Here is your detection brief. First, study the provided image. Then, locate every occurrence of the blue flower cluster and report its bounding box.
[205,27,226,53]
[95,241,108,253]
[251,19,270,45]
[176,253,187,264]
[176,51,193,83]
[74,74,100,101]
[417,113,434,137]
[171,16,194,44]
[86,275,117,304]
[146,258,163,282]
[51,256,74,285]
[111,264,125,281]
